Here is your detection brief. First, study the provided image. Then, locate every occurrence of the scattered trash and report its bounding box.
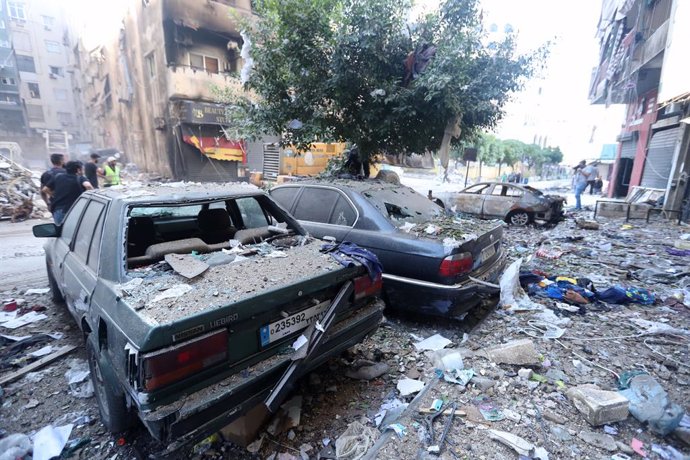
[32,424,73,460]
[1,310,48,329]
[651,443,686,460]
[413,333,452,351]
[619,374,684,435]
[30,345,53,358]
[499,259,544,312]
[474,396,504,422]
[535,247,564,259]
[432,349,464,372]
[567,384,629,426]
[603,425,618,436]
[335,421,380,460]
[630,438,647,457]
[429,399,443,412]
[444,368,474,386]
[578,430,617,451]
[576,219,600,230]
[24,288,50,295]
[386,423,407,439]
[64,359,90,385]
[484,339,540,366]
[397,378,425,396]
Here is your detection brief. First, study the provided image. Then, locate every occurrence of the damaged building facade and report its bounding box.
[77,0,260,181]
[590,0,690,219]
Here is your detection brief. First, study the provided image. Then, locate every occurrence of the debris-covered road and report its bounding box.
[1,209,689,460]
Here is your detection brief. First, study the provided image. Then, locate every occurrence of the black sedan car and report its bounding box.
[270,179,506,319]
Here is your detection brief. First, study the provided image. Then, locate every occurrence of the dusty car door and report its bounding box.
[51,198,88,298]
[454,184,490,216]
[60,199,106,320]
[482,184,519,218]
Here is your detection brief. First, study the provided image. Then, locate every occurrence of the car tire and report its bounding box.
[86,337,134,434]
[46,260,64,304]
[507,210,531,226]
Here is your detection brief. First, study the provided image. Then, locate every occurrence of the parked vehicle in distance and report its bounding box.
[270,179,506,320]
[33,183,384,450]
[441,182,566,226]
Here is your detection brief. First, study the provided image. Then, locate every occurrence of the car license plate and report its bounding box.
[259,301,330,347]
[479,244,496,264]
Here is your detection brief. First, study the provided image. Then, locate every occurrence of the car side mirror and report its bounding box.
[33,223,60,238]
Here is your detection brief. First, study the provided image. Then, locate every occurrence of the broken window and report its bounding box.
[49,66,63,77]
[28,82,40,98]
[189,52,220,74]
[463,184,490,194]
[236,197,268,228]
[363,186,443,224]
[1,77,16,85]
[7,2,26,20]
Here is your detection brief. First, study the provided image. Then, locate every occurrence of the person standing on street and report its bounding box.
[40,153,65,208]
[100,156,121,187]
[573,160,590,210]
[41,160,93,224]
[583,162,598,194]
[84,152,100,188]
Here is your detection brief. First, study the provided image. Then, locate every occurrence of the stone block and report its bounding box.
[567,384,629,426]
[485,339,540,366]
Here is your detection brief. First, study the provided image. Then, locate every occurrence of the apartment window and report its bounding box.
[26,104,44,122]
[103,75,112,112]
[189,52,219,74]
[7,2,26,20]
[42,15,54,27]
[54,89,68,101]
[145,52,156,78]
[0,40,9,48]
[57,112,72,125]
[49,66,63,77]
[45,40,61,54]
[16,55,35,72]
[12,31,31,52]
[0,77,16,85]
[27,82,40,98]
[0,20,6,29]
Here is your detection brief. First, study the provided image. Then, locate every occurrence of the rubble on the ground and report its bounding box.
[0,155,42,222]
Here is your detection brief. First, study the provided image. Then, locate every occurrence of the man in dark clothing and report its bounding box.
[84,152,100,188]
[40,153,65,208]
[42,160,93,224]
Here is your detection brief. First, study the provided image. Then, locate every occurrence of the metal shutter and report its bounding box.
[184,154,239,182]
[263,143,281,180]
[640,128,679,190]
[620,139,636,159]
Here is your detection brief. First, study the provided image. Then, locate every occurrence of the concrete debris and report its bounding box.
[0,433,31,460]
[0,154,40,222]
[397,377,425,396]
[487,429,547,458]
[577,430,617,451]
[484,339,540,366]
[164,253,209,279]
[567,384,630,426]
[575,219,600,230]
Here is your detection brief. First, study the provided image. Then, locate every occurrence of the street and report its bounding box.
[1,209,689,459]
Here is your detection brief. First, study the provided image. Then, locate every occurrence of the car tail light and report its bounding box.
[439,252,473,277]
[141,329,228,391]
[353,273,383,300]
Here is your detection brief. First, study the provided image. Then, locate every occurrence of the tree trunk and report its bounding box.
[498,162,502,177]
[437,115,462,181]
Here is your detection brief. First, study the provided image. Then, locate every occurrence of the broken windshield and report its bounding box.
[362,186,444,224]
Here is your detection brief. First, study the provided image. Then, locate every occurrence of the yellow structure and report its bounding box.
[280,142,347,176]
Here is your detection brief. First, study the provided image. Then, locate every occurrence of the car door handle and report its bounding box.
[59,262,63,268]
[83,295,89,303]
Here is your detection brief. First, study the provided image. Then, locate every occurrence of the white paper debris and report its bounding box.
[2,311,48,329]
[32,424,73,460]
[30,346,54,358]
[151,284,193,302]
[292,334,308,351]
[413,334,452,351]
[265,250,288,258]
[399,222,415,233]
[397,378,425,396]
[64,359,90,385]
[24,288,50,295]
[1,333,31,341]
[424,225,438,235]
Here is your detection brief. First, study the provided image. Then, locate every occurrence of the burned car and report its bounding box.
[270,180,506,319]
[32,184,384,450]
[443,182,565,226]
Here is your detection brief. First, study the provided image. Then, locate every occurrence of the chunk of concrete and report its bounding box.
[578,430,617,451]
[567,384,629,426]
[485,339,540,366]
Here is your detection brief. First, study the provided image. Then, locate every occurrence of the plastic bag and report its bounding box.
[335,421,380,460]
[499,259,543,312]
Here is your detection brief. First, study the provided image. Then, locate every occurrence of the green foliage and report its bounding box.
[216,0,544,158]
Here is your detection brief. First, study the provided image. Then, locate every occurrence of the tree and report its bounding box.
[216,0,542,167]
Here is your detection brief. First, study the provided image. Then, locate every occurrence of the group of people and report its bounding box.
[39,152,121,224]
[573,160,603,210]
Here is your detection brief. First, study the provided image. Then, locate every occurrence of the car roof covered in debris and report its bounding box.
[85,182,263,204]
[288,178,406,193]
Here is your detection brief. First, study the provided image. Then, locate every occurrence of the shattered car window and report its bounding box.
[523,186,543,196]
[363,187,443,224]
[130,205,202,218]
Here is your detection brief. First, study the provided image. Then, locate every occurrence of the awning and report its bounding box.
[181,124,246,162]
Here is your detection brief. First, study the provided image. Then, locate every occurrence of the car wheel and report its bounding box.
[507,210,531,226]
[46,260,64,304]
[86,337,134,433]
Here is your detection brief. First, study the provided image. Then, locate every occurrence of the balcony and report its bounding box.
[166,65,243,101]
[630,19,669,73]
[163,0,253,37]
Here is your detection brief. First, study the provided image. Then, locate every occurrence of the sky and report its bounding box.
[62,0,625,165]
